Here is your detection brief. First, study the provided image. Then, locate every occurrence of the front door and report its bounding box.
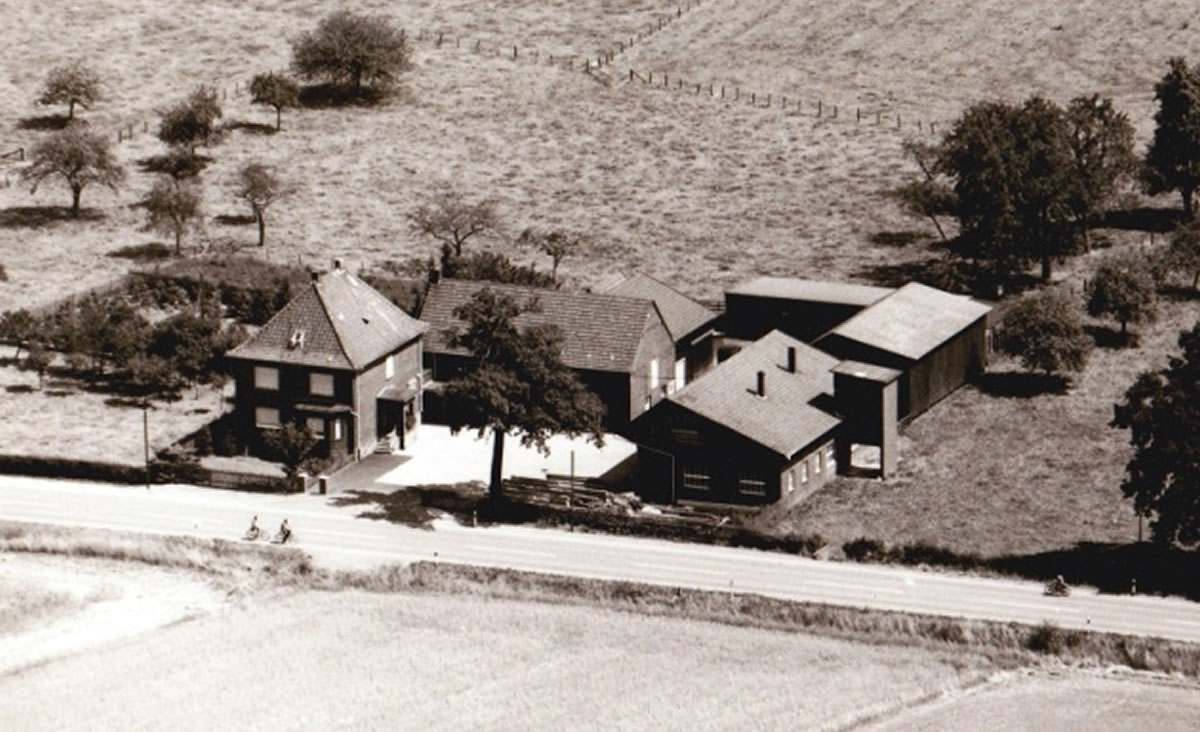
[377,401,399,450]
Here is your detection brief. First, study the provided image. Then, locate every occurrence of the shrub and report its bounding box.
[843,537,892,562]
[0,264,7,282]
[193,426,213,457]
[1025,622,1084,655]
[107,243,173,262]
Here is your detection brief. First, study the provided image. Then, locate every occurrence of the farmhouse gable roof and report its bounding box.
[602,273,716,342]
[825,282,991,361]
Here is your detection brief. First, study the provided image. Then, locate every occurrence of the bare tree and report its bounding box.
[249,72,300,130]
[22,126,125,217]
[408,190,499,258]
[145,178,204,255]
[237,162,286,247]
[38,62,103,120]
[518,228,581,285]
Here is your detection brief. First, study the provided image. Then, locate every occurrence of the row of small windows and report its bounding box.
[253,356,396,396]
[681,471,766,497]
[682,444,837,497]
[254,407,342,440]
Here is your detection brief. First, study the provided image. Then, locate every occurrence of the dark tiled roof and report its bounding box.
[825,282,991,361]
[728,277,895,307]
[420,279,659,373]
[603,273,717,342]
[227,268,427,370]
[672,330,842,457]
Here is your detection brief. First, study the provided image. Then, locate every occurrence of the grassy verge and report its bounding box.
[0,577,78,635]
[5,521,1198,678]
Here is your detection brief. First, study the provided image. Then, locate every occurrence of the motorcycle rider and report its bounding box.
[278,518,291,544]
[1048,574,1069,594]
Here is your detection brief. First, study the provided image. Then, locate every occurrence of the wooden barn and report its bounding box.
[418,278,676,433]
[724,277,894,342]
[814,282,991,420]
[631,331,842,506]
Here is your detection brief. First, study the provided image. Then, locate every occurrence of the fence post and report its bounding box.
[513,45,518,60]
[930,122,937,134]
[677,6,682,17]
[709,83,713,96]
[664,73,668,87]
[438,31,444,46]
[766,93,771,107]
[630,69,635,82]
[877,111,882,124]
[856,108,861,122]
[832,104,837,118]
[721,85,725,98]
[751,92,756,104]
[128,124,133,138]
[677,78,682,90]
[117,129,122,142]
[817,100,822,117]
[897,114,902,129]
[735,87,739,100]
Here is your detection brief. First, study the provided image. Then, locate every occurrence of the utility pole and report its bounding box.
[143,400,151,490]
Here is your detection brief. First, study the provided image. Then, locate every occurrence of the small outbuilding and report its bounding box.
[724,277,895,342]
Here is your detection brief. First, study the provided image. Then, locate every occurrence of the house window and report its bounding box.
[650,358,660,390]
[310,372,334,396]
[671,428,702,446]
[306,417,325,436]
[813,452,822,475]
[255,407,280,428]
[738,478,767,496]
[675,357,687,390]
[385,355,395,379]
[254,366,278,391]
[644,395,652,412]
[825,444,836,474]
[800,461,809,484]
[332,419,343,441]
[786,473,795,494]
[682,470,710,491]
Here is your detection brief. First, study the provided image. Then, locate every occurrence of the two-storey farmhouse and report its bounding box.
[601,273,719,390]
[419,278,675,432]
[226,260,428,464]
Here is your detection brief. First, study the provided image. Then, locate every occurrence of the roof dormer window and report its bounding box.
[288,329,306,349]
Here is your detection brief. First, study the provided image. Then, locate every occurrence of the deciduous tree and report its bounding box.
[21,344,52,390]
[893,140,956,242]
[290,11,411,94]
[1065,95,1137,246]
[22,126,125,217]
[519,228,580,286]
[442,289,605,498]
[1087,253,1157,336]
[145,178,203,255]
[249,72,300,130]
[236,163,285,247]
[1112,322,1200,544]
[158,86,222,154]
[38,62,102,120]
[1145,58,1200,219]
[1001,289,1093,377]
[0,309,39,359]
[1167,219,1200,290]
[147,312,221,386]
[264,422,319,478]
[939,97,1080,281]
[409,190,498,258]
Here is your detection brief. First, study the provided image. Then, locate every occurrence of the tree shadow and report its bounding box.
[975,370,1069,398]
[330,484,487,528]
[1157,284,1200,302]
[16,114,71,131]
[5,384,35,394]
[1086,324,1138,349]
[298,83,389,109]
[214,213,255,226]
[106,242,173,261]
[137,153,212,178]
[990,541,1200,600]
[1101,207,1182,233]
[224,120,277,136]
[869,230,931,248]
[0,206,103,229]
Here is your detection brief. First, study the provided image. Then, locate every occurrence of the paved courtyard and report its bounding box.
[332,425,637,492]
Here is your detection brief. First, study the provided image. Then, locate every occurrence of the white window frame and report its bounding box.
[813,452,822,475]
[786,472,795,494]
[255,407,280,429]
[738,478,767,497]
[825,444,837,474]
[254,366,278,391]
[682,470,710,492]
[650,358,660,390]
[674,357,687,390]
[385,355,395,379]
[800,461,809,484]
[332,419,343,441]
[309,371,334,397]
[306,417,325,436]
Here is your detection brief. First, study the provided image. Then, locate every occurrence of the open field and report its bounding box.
[0,357,225,466]
[622,0,1200,136]
[4,531,1200,731]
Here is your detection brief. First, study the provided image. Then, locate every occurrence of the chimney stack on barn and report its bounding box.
[756,370,766,397]
[786,346,796,373]
[333,257,344,271]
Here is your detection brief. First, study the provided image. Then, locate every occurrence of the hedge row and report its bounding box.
[0,454,148,484]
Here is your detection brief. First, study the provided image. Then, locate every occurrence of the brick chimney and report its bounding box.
[787,346,796,373]
[332,257,344,271]
[756,370,765,397]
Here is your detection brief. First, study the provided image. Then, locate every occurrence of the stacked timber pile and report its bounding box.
[501,475,727,527]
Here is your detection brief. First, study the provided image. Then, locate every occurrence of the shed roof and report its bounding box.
[831,360,902,384]
[824,282,992,362]
[603,273,716,342]
[420,279,661,374]
[227,267,427,370]
[727,277,895,307]
[671,330,842,458]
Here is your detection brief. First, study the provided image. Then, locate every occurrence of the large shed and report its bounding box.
[815,282,991,419]
[724,277,895,342]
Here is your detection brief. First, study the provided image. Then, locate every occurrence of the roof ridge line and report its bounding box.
[313,274,357,369]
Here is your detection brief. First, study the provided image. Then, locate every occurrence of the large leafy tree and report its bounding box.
[22,126,125,217]
[1166,219,1200,289]
[290,11,411,94]
[1087,252,1157,336]
[1001,289,1093,378]
[1065,95,1137,247]
[37,62,102,120]
[1145,57,1200,219]
[408,190,499,259]
[938,97,1080,281]
[442,289,606,498]
[518,228,581,286]
[264,422,320,478]
[249,72,300,130]
[1112,322,1200,544]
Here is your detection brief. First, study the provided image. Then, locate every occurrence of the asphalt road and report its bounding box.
[3,475,1199,643]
